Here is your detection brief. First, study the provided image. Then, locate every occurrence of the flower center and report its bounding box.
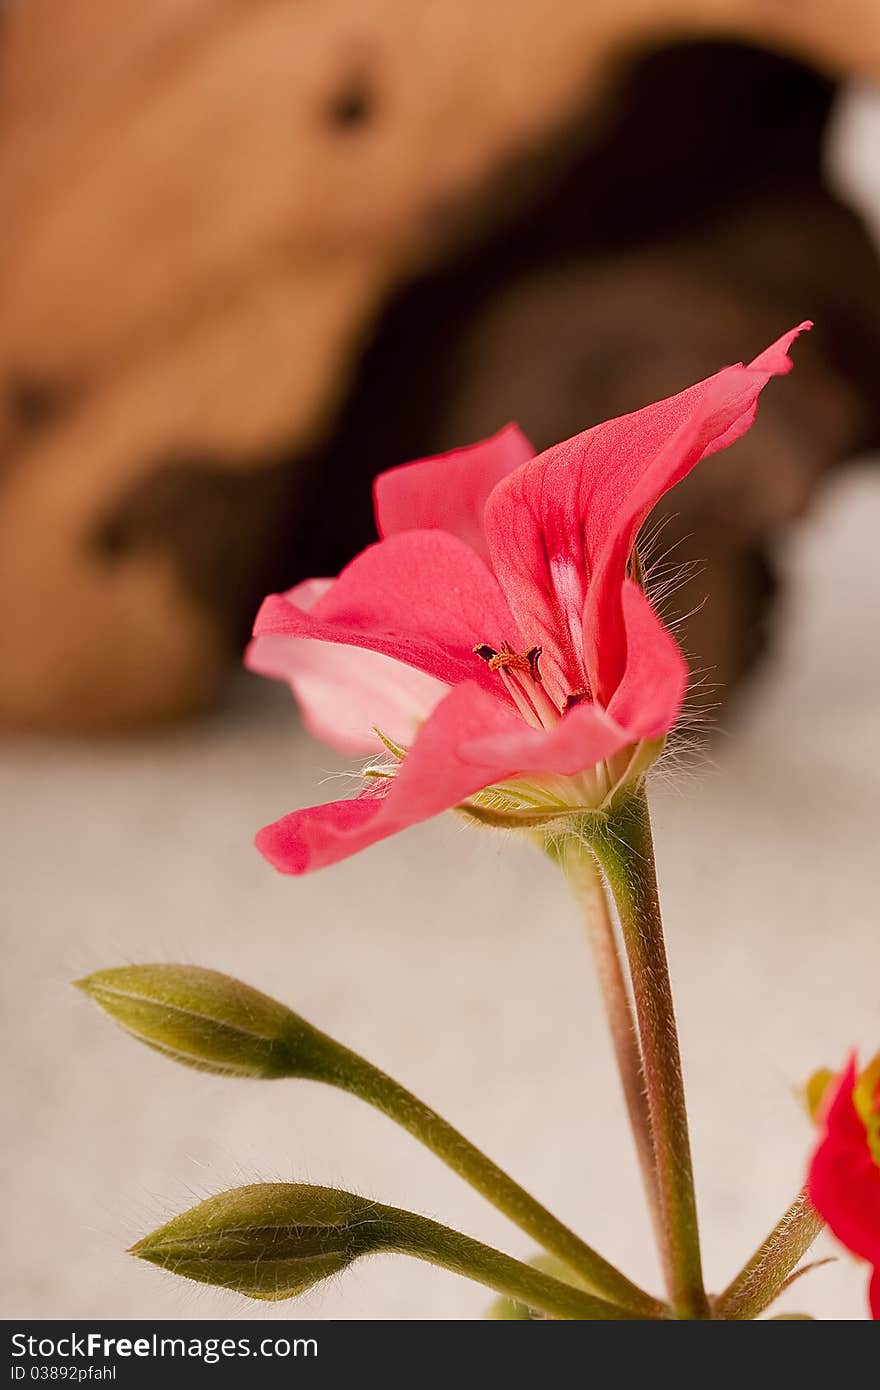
[473,641,593,732]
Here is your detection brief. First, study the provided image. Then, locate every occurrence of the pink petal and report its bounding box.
[604,581,688,741]
[257,796,384,876]
[459,691,630,779]
[246,578,449,755]
[585,322,811,701]
[255,681,524,874]
[483,457,596,705]
[869,1267,880,1320]
[252,530,522,695]
[247,634,449,756]
[373,424,535,562]
[280,577,335,611]
[807,1056,880,1269]
[484,323,809,707]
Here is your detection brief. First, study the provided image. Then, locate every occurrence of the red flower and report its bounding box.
[247,325,808,874]
[807,1054,880,1318]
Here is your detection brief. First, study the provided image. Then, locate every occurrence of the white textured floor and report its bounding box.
[3,85,880,1325]
[2,458,879,1321]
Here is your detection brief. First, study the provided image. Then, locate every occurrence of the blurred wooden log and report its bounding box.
[2,1,880,729]
[285,44,880,707]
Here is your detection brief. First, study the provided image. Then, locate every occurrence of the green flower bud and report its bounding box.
[133,1184,640,1318]
[75,964,333,1079]
[132,1184,391,1300]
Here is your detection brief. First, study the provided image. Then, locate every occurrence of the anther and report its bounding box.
[473,641,536,677]
[473,644,499,664]
[525,647,543,683]
[563,688,590,712]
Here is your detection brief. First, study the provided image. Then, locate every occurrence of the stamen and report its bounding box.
[474,641,535,677]
[563,688,591,712]
[474,640,561,729]
[473,644,499,664]
[498,668,545,728]
[525,647,543,682]
[484,642,535,678]
[517,670,562,729]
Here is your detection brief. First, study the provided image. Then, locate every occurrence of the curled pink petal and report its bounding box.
[256,796,385,876]
[585,322,811,701]
[484,323,810,706]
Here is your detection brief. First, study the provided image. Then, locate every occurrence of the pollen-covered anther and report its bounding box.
[474,641,560,730]
[473,641,544,679]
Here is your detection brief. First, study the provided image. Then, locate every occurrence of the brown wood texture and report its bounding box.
[1,1,879,729]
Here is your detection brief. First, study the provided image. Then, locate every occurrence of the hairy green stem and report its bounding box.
[557,838,667,1279]
[385,1208,658,1319]
[299,1025,663,1317]
[588,788,710,1318]
[715,1192,824,1320]
[76,961,661,1316]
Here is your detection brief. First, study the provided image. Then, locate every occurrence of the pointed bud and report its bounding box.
[132,1184,393,1300]
[132,1184,627,1319]
[75,964,334,1080]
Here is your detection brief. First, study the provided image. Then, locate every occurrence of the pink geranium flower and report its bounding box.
[247,325,808,875]
[807,1053,880,1319]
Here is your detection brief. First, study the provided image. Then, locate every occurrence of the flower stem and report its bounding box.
[322,1034,663,1317]
[714,1192,824,1320]
[588,787,710,1318]
[556,837,667,1278]
[387,1208,660,1319]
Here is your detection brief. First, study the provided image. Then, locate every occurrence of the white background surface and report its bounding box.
[2,89,879,1324]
